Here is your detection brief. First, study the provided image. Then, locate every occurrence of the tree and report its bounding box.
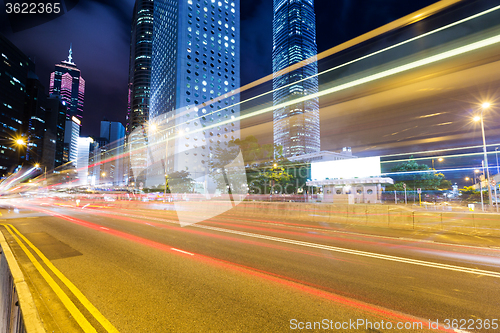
[386,158,452,191]
[230,135,282,167]
[166,170,195,193]
[459,186,482,203]
[248,163,294,194]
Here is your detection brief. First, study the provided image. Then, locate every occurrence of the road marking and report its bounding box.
[193,224,500,279]
[33,205,500,277]
[171,247,195,256]
[2,224,120,333]
[1,224,98,333]
[100,227,109,230]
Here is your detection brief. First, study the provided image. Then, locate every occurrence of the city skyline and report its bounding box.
[0,0,435,139]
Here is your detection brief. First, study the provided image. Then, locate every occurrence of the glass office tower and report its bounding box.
[127,0,154,186]
[272,0,320,158]
[149,0,241,190]
[49,46,85,164]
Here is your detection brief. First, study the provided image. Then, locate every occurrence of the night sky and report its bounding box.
[0,0,435,137]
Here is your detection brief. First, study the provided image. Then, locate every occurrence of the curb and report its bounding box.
[0,230,46,333]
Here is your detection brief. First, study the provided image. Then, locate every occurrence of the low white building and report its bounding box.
[307,177,394,204]
[307,154,393,204]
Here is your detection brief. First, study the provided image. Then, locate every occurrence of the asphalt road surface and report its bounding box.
[1,199,500,332]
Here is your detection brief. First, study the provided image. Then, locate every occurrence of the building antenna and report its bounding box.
[68,43,73,63]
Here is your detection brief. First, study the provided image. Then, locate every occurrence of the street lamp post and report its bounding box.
[496,147,499,175]
[14,137,26,167]
[474,103,493,210]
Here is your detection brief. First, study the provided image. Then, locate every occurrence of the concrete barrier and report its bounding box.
[347,204,367,225]
[242,201,255,217]
[441,212,475,235]
[473,213,500,237]
[328,204,348,224]
[388,207,414,229]
[414,211,442,232]
[366,205,389,227]
[313,204,330,223]
[109,198,500,237]
[286,203,303,221]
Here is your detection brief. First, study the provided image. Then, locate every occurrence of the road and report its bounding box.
[1,199,500,332]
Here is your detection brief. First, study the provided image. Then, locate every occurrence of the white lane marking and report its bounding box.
[194,224,500,278]
[82,204,90,209]
[171,248,194,256]
[100,227,109,230]
[222,214,500,252]
[57,206,500,277]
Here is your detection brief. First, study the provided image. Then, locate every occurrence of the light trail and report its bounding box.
[42,203,500,279]
[380,143,500,159]
[7,204,462,331]
[143,31,500,153]
[128,4,500,152]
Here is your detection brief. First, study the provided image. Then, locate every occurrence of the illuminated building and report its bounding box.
[49,45,85,165]
[0,34,47,174]
[148,0,241,189]
[126,0,154,185]
[100,120,126,185]
[272,0,320,158]
[49,45,85,121]
[64,116,80,163]
[127,0,153,136]
[76,137,93,185]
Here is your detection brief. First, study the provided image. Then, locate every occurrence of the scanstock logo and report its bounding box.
[4,0,80,32]
[129,111,248,227]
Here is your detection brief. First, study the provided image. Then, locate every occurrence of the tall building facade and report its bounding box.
[64,117,80,163]
[127,0,153,136]
[127,0,154,185]
[76,137,93,185]
[148,0,241,190]
[0,34,42,175]
[49,46,85,120]
[99,120,126,186]
[43,97,67,169]
[272,0,320,158]
[49,46,85,165]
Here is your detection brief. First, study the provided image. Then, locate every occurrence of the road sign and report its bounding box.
[417,188,421,194]
[403,183,406,189]
[492,179,496,186]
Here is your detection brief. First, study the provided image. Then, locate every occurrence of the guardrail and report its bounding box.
[226,201,500,237]
[0,231,45,333]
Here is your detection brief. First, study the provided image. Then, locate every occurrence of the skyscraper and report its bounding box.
[0,34,47,175]
[99,120,126,185]
[126,0,154,185]
[49,45,85,121]
[127,0,153,137]
[148,0,241,189]
[49,45,85,164]
[272,0,320,158]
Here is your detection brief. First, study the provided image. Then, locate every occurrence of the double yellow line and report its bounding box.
[1,224,119,333]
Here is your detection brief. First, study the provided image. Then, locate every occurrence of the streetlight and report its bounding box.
[496,147,499,175]
[431,157,444,169]
[34,163,47,187]
[473,102,493,209]
[14,137,26,166]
